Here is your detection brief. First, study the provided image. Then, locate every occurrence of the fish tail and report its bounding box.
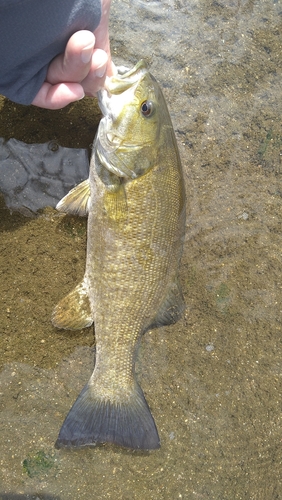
[55,380,160,450]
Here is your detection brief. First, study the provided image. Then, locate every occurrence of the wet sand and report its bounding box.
[0,0,282,498]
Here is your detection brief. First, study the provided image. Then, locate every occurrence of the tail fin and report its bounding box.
[55,381,160,450]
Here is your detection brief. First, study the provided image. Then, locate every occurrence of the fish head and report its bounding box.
[96,60,171,181]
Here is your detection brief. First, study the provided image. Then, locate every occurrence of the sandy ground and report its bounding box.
[0,0,282,498]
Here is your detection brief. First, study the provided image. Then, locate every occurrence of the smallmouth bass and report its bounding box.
[52,60,186,450]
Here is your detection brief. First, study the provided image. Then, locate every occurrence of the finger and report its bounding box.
[32,82,84,109]
[93,0,111,50]
[81,48,108,96]
[93,0,114,78]
[46,30,95,85]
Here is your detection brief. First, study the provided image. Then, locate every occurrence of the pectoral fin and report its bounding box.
[104,185,128,222]
[52,280,93,330]
[56,179,91,216]
[150,281,185,329]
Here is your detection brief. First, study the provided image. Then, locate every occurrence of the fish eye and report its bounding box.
[141,100,154,117]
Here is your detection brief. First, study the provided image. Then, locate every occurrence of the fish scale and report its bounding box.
[52,60,186,450]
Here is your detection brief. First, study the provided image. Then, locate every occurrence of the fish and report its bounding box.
[52,60,186,450]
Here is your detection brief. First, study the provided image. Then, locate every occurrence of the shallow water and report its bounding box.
[0,0,282,498]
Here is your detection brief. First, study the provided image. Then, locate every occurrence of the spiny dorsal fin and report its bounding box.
[56,179,90,216]
[52,279,93,330]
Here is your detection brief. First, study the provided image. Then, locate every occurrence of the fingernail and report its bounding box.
[81,44,94,64]
[95,64,107,78]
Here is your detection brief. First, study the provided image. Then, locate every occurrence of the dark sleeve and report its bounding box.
[0,0,101,105]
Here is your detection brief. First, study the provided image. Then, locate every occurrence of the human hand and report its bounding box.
[32,1,114,109]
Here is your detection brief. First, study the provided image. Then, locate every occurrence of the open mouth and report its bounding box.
[97,60,149,119]
[105,60,148,95]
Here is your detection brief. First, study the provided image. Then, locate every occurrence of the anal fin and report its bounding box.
[52,280,93,330]
[150,281,185,329]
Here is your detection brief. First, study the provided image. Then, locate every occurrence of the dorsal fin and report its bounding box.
[56,179,91,216]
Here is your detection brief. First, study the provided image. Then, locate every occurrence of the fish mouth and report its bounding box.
[97,60,148,116]
[105,60,148,94]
